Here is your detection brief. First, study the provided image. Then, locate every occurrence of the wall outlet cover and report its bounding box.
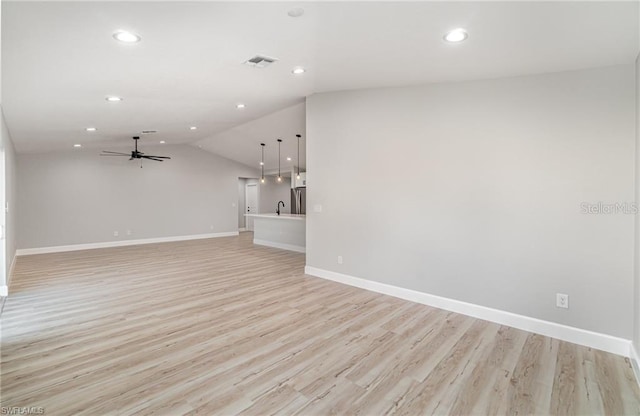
[556,293,569,309]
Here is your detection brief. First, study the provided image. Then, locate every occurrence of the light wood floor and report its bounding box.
[2,232,639,415]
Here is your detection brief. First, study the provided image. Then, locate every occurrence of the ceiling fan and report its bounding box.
[100,136,171,165]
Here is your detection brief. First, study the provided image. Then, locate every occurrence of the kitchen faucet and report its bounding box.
[277,200,285,216]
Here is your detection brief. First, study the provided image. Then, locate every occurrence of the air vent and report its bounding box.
[243,55,278,68]
[141,130,157,134]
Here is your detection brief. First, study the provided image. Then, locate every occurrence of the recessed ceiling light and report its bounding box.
[288,8,304,17]
[444,28,468,43]
[236,103,246,109]
[160,140,166,144]
[286,157,292,161]
[190,126,197,130]
[85,127,97,132]
[106,96,122,102]
[292,67,306,75]
[260,162,264,166]
[73,144,82,148]
[113,31,141,43]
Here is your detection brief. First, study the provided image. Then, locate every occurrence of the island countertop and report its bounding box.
[245,213,306,221]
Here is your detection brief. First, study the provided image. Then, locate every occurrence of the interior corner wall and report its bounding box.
[3,111,17,284]
[17,145,259,249]
[306,64,636,339]
[0,106,17,291]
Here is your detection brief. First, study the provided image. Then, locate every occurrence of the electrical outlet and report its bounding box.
[113,231,119,237]
[314,204,323,213]
[126,229,132,236]
[210,225,214,230]
[337,255,343,265]
[556,293,569,309]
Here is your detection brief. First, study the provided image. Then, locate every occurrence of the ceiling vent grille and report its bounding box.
[141,130,157,134]
[243,55,278,68]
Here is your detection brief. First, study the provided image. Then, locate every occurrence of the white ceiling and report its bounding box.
[196,102,306,172]
[2,1,638,169]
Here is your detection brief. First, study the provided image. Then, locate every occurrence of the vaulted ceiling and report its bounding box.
[2,1,638,169]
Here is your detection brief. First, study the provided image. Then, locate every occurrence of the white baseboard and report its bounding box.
[16,232,240,256]
[304,266,631,357]
[630,344,640,388]
[238,228,247,232]
[254,239,306,253]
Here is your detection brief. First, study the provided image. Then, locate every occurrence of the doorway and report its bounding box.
[245,182,259,231]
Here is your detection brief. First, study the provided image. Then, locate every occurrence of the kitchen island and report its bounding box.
[244,213,306,253]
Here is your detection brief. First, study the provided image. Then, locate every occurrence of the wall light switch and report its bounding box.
[337,255,343,265]
[314,204,323,213]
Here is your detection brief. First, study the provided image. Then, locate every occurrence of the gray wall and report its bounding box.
[259,175,291,215]
[18,145,259,249]
[635,54,640,351]
[307,65,636,339]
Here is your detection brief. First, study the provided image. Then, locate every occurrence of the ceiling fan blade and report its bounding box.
[103,137,170,163]
[101,151,130,155]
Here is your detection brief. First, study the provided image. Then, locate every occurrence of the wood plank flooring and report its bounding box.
[1,232,639,415]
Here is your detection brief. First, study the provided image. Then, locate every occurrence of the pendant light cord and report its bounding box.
[260,143,265,182]
[296,134,301,178]
[277,139,282,179]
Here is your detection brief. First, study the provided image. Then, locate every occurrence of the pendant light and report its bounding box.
[277,139,283,182]
[260,143,265,183]
[296,134,302,180]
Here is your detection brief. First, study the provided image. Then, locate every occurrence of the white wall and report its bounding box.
[307,65,636,339]
[18,145,259,249]
[259,175,291,215]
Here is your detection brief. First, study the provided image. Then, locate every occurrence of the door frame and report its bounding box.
[245,182,260,231]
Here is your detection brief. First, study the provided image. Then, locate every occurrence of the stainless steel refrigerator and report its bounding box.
[291,187,306,215]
